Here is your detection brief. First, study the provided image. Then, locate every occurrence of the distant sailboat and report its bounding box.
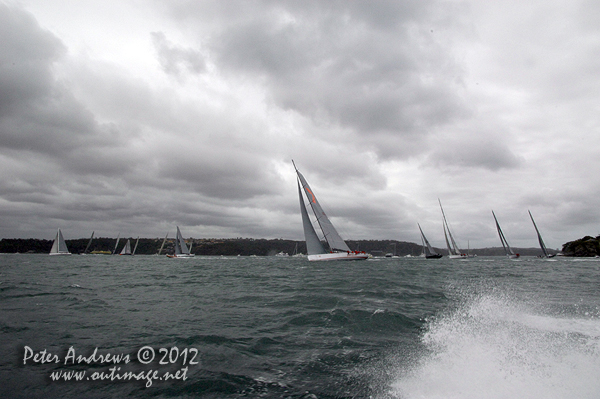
[291,242,306,257]
[157,233,168,256]
[418,223,443,259]
[294,162,368,261]
[529,210,555,258]
[81,231,94,255]
[112,234,121,255]
[132,237,139,255]
[439,199,467,259]
[49,229,71,255]
[492,211,519,259]
[167,226,195,258]
[119,239,133,255]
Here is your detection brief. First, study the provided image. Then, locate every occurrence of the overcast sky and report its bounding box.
[1,1,599,250]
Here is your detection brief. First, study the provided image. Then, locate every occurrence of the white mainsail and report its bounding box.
[119,239,132,255]
[157,233,168,255]
[132,237,139,256]
[298,181,326,255]
[294,162,367,261]
[82,231,94,254]
[529,210,553,258]
[492,211,519,258]
[418,223,441,258]
[439,199,466,258]
[49,229,71,255]
[112,234,121,255]
[175,226,190,255]
[168,226,195,258]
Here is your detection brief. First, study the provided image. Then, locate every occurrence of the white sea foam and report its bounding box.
[389,292,600,399]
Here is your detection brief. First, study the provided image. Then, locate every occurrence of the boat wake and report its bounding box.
[388,289,600,399]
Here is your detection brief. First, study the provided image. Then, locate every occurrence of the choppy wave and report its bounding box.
[2,255,600,398]
[389,289,600,399]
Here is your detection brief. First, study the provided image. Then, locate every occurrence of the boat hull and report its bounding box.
[307,252,369,261]
[425,254,443,259]
[166,254,195,258]
[448,254,467,259]
[49,252,71,256]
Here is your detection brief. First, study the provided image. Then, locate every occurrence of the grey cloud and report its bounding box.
[196,0,468,160]
[429,135,523,171]
[0,3,65,116]
[151,31,206,77]
[0,4,101,160]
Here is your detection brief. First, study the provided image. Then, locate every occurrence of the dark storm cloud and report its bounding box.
[0,3,65,115]
[0,3,117,169]
[167,0,469,158]
[4,0,599,247]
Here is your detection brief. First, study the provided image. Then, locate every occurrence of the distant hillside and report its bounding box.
[561,236,600,257]
[0,237,557,257]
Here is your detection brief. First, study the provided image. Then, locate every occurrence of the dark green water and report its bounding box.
[1,254,599,398]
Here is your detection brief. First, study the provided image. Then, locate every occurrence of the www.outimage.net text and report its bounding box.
[22,345,199,388]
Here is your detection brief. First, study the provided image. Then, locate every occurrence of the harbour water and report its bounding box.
[1,254,599,398]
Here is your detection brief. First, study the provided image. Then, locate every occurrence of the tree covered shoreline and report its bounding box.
[0,237,569,257]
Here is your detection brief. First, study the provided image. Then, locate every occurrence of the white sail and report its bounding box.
[295,168,350,252]
[82,231,94,254]
[293,162,367,261]
[119,239,132,255]
[168,227,195,258]
[132,237,139,256]
[175,226,190,254]
[492,211,519,258]
[439,199,466,258]
[157,233,168,255]
[529,210,553,258]
[298,181,326,255]
[418,223,441,258]
[49,229,71,255]
[112,234,121,255]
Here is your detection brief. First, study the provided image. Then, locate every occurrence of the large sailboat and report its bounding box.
[528,210,555,258]
[167,226,195,258]
[294,162,368,261]
[439,199,467,259]
[418,223,443,258]
[49,228,71,255]
[492,211,519,259]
